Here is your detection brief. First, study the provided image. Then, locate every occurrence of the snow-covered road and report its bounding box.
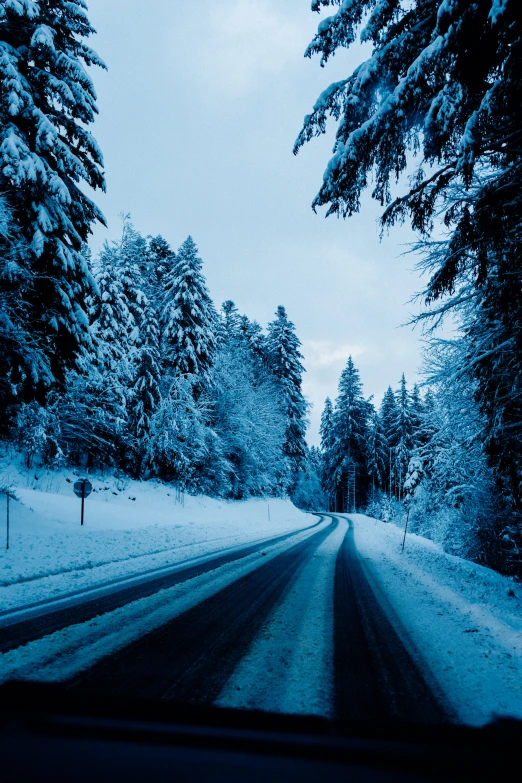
[1,511,521,727]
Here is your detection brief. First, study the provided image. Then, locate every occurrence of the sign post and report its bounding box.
[6,492,9,551]
[73,478,93,526]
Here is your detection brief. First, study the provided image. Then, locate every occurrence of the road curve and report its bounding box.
[6,512,448,724]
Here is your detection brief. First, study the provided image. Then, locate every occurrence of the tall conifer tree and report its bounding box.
[129,304,161,467]
[391,374,414,498]
[366,406,388,495]
[319,396,335,505]
[160,236,217,382]
[266,305,308,481]
[0,0,106,406]
[331,356,369,505]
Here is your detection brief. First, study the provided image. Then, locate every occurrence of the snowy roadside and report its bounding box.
[0,466,311,612]
[0,518,332,685]
[350,514,522,726]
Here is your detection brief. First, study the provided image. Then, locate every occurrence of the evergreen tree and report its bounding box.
[0,0,106,407]
[331,357,369,508]
[391,374,414,499]
[380,386,398,446]
[410,384,425,448]
[118,221,149,344]
[291,450,327,511]
[266,305,308,482]
[128,304,162,466]
[220,300,241,344]
[238,316,267,364]
[90,248,132,380]
[319,396,336,505]
[160,236,217,382]
[380,385,398,492]
[366,406,388,495]
[0,197,53,422]
[147,235,175,304]
[309,445,322,477]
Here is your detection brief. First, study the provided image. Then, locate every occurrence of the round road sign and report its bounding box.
[73,479,93,498]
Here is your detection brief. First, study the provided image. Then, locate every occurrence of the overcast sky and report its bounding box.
[86,0,425,445]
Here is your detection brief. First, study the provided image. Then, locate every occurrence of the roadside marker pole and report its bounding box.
[401,508,410,554]
[81,484,85,526]
[6,492,9,551]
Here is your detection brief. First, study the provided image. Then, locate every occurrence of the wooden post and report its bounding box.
[401,508,410,553]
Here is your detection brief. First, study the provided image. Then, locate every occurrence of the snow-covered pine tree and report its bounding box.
[86,247,134,438]
[128,303,162,471]
[118,221,149,344]
[418,389,437,452]
[0,0,106,407]
[160,236,217,383]
[295,1,519,233]
[391,374,414,500]
[380,385,398,493]
[147,234,175,305]
[309,444,322,476]
[410,384,425,448]
[319,396,336,507]
[291,448,327,511]
[366,406,388,496]
[0,196,52,424]
[146,375,211,489]
[266,305,309,483]
[238,316,267,365]
[380,386,398,445]
[90,246,133,380]
[330,356,369,509]
[220,300,241,344]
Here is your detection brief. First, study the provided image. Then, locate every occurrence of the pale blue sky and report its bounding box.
[86,0,424,444]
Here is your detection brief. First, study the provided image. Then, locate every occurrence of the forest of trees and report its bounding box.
[5,219,321,505]
[318,355,505,573]
[0,2,521,578]
[296,0,522,577]
[0,1,321,506]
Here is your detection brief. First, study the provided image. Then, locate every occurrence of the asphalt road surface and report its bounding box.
[0,518,322,655]
[59,514,447,723]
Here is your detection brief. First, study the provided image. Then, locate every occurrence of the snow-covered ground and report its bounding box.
[351,514,522,726]
[0,465,311,612]
[0,518,331,686]
[1,473,521,730]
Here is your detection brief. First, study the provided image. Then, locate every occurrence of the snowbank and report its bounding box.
[0,465,310,611]
[350,514,522,726]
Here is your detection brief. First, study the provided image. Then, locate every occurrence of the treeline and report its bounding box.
[0,3,324,505]
[319,354,511,575]
[8,220,324,505]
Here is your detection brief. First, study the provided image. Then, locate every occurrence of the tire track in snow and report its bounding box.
[63,519,338,702]
[216,519,347,717]
[0,518,322,654]
[333,515,448,723]
[0,518,332,686]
